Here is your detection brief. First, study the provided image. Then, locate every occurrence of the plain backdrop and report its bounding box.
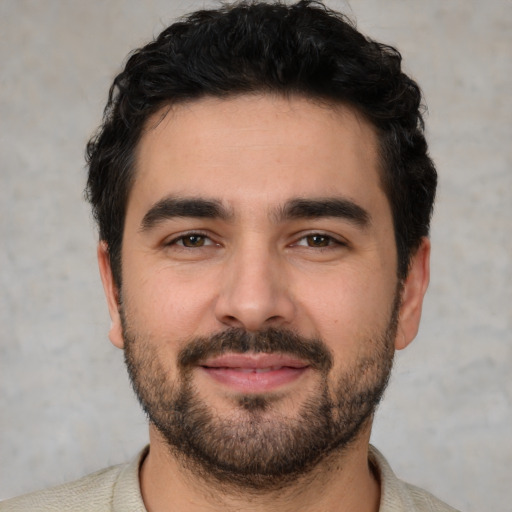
[1,1,511,510]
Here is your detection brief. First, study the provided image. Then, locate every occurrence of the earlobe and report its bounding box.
[97,242,125,349]
[395,237,431,350]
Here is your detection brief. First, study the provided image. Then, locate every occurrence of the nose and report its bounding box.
[214,242,296,332]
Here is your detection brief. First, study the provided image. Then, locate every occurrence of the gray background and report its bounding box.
[1,1,510,510]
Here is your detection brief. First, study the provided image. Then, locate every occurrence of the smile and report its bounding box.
[221,366,286,373]
[199,353,310,393]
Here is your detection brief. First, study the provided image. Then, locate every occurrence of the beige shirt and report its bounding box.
[0,446,459,511]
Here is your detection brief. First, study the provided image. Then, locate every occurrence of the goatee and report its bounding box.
[122,301,398,490]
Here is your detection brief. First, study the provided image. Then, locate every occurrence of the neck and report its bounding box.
[139,426,380,512]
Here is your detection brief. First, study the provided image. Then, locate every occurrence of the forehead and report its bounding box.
[129,94,387,220]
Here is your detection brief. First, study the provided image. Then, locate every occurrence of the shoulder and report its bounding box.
[369,445,461,512]
[0,448,148,512]
[0,465,123,512]
[401,482,461,512]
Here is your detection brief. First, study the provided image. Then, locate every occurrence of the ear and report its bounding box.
[97,241,125,349]
[395,237,431,350]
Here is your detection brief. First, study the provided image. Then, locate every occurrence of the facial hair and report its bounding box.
[122,296,399,491]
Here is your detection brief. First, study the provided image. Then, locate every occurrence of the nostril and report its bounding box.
[221,315,245,328]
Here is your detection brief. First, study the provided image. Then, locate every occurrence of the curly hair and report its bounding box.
[86,0,436,286]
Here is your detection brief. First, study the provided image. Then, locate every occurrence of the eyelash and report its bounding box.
[293,233,346,249]
[166,231,216,248]
[165,232,346,250]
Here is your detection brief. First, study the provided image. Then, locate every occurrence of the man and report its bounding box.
[1,1,459,511]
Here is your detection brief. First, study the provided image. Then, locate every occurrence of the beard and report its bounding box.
[122,295,399,491]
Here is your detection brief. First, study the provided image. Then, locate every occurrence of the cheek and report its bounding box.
[121,257,220,338]
[294,267,396,352]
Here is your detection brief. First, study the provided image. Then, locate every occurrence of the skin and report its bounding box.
[98,94,430,512]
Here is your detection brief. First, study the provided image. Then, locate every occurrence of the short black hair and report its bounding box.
[86,0,436,285]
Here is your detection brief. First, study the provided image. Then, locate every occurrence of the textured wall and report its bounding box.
[1,1,510,510]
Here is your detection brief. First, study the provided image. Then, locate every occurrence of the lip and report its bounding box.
[199,353,310,393]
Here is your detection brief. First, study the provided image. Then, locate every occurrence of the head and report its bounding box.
[86,0,436,288]
[88,0,435,490]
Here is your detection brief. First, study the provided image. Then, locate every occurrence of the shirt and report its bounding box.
[0,446,460,511]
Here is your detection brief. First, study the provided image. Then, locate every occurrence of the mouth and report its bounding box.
[199,353,310,393]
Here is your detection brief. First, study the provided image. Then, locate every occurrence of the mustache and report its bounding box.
[178,327,333,372]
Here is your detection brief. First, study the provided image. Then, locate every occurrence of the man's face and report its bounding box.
[99,94,428,487]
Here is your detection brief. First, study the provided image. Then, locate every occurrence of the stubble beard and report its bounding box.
[122,295,399,491]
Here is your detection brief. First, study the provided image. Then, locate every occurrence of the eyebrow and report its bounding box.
[277,198,371,227]
[140,197,232,231]
[140,195,371,232]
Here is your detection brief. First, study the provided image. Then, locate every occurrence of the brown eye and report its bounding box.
[306,235,331,247]
[181,235,206,247]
